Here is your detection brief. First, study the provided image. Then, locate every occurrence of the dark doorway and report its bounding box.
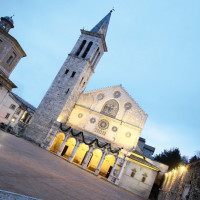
[106,166,113,178]
[61,146,68,156]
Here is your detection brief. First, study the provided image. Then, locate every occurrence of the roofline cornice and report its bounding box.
[0,29,26,57]
[80,29,107,52]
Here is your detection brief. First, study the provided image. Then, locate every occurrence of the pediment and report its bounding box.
[76,85,148,128]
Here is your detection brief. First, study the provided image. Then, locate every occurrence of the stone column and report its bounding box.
[57,134,69,156]
[81,145,94,169]
[68,139,80,163]
[42,126,58,150]
[94,149,107,176]
[107,155,120,182]
[114,156,127,185]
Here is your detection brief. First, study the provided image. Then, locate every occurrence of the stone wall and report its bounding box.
[118,159,158,199]
[158,160,200,200]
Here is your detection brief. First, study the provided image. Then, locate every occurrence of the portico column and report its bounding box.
[94,149,107,176]
[44,127,58,150]
[114,156,127,185]
[108,155,120,182]
[68,139,80,163]
[81,145,94,169]
[57,134,69,156]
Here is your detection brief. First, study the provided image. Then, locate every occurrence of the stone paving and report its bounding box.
[0,130,146,200]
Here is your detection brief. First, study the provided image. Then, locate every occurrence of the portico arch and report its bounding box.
[87,149,102,172]
[99,154,115,178]
[61,137,76,159]
[50,132,65,153]
[73,143,89,165]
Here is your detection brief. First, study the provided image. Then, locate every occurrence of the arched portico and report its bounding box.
[49,132,65,153]
[99,154,115,178]
[87,149,102,172]
[73,143,89,165]
[61,137,76,159]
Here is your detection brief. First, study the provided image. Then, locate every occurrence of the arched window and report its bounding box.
[141,173,148,183]
[91,47,99,63]
[101,99,119,118]
[92,52,100,66]
[82,41,93,58]
[131,169,137,178]
[75,40,86,56]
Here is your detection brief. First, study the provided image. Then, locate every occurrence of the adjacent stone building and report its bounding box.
[0,16,35,132]
[158,160,200,200]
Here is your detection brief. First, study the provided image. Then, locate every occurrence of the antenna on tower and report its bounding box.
[110,7,115,13]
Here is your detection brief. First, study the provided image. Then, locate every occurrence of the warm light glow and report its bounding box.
[181,166,185,172]
[165,173,168,176]
[49,132,65,153]
[169,172,171,175]
[87,149,102,172]
[99,154,115,177]
[174,170,176,173]
[11,117,16,122]
[73,143,89,165]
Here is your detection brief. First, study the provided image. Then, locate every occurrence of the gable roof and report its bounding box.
[84,85,147,116]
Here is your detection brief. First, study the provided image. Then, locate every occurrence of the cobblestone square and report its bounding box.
[0,131,145,200]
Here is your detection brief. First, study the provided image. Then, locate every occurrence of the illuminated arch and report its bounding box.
[61,137,76,159]
[99,154,115,178]
[50,132,65,153]
[87,149,103,172]
[73,143,89,165]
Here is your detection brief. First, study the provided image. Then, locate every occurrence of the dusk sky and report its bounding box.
[1,0,200,158]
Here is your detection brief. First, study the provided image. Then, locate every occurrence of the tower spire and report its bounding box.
[90,10,113,38]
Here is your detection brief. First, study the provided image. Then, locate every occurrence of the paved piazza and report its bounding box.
[0,131,146,200]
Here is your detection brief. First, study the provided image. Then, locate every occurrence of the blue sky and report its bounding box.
[1,0,200,158]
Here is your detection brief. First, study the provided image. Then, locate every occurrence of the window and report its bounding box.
[15,108,21,115]
[80,77,84,85]
[91,47,99,63]
[5,113,10,119]
[71,71,76,78]
[82,41,93,58]
[65,88,70,94]
[75,40,86,56]
[9,104,16,110]
[6,52,16,65]
[92,52,100,66]
[101,99,119,118]
[0,39,2,43]
[131,169,137,178]
[65,69,69,74]
[141,173,148,183]
[26,115,32,124]
[82,82,86,87]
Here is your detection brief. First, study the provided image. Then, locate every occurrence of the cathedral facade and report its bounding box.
[23,11,168,199]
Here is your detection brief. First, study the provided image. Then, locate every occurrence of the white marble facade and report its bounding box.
[67,85,148,150]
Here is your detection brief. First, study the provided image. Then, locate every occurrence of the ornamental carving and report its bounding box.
[98,119,109,130]
[97,93,104,100]
[90,117,96,123]
[125,132,131,137]
[101,99,119,118]
[78,113,83,118]
[112,126,118,132]
[124,102,132,110]
[114,91,121,98]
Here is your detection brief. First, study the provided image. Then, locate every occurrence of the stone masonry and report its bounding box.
[25,12,111,145]
[158,160,200,200]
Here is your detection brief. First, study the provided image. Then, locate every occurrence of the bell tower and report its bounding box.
[25,11,113,144]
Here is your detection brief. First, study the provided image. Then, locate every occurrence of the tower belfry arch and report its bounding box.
[25,11,113,144]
